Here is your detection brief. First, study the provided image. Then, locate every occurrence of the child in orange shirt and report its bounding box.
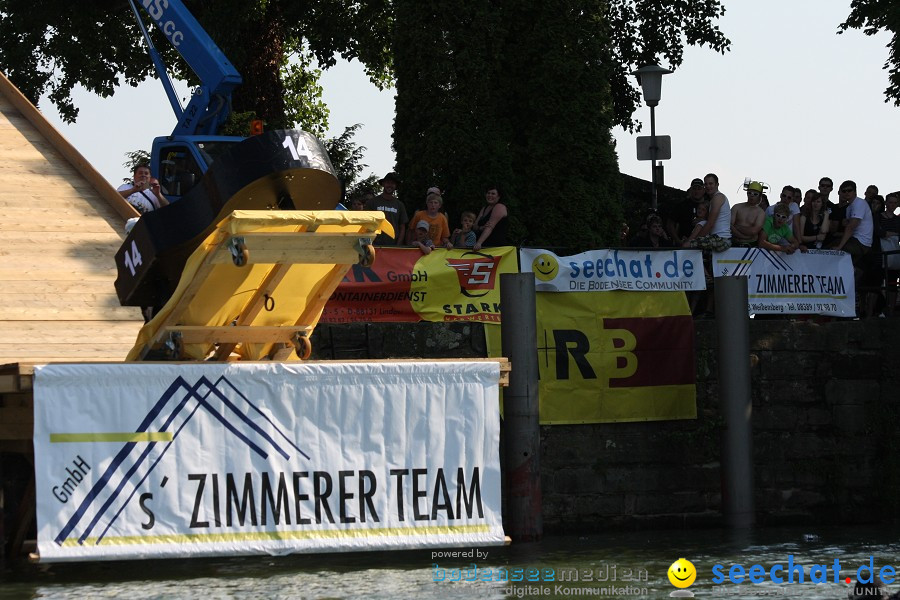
[407,192,451,248]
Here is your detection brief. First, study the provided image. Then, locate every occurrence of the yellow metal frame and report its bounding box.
[126,210,392,362]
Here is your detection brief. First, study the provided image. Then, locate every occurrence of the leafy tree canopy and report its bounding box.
[608,0,730,130]
[122,149,150,182]
[0,0,392,133]
[323,123,380,199]
[839,0,900,106]
[392,0,731,250]
[0,0,730,135]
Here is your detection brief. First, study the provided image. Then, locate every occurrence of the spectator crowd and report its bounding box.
[350,172,509,254]
[318,168,899,319]
[638,174,900,318]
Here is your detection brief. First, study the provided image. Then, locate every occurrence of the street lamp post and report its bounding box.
[633,64,672,211]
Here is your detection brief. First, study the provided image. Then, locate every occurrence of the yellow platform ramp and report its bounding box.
[126,210,392,362]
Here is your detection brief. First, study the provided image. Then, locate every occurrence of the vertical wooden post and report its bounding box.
[500,272,542,541]
[716,275,755,528]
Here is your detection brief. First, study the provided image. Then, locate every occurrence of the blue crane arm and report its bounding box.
[130,0,243,137]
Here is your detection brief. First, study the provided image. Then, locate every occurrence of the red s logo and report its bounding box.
[446,253,501,297]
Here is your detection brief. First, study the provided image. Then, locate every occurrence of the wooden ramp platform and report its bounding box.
[126,210,392,361]
[0,71,143,365]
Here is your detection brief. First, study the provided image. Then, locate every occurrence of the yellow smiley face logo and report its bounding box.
[668,558,696,588]
[531,253,559,282]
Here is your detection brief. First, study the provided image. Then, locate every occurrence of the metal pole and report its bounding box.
[650,104,658,211]
[715,275,755,529]
[500,272,542,542]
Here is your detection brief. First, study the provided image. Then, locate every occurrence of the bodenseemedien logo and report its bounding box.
[668,558,697,597]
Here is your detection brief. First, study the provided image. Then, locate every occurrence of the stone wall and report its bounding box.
[311,319,900,531]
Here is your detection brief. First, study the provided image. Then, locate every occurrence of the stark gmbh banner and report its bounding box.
[321,247,517,323]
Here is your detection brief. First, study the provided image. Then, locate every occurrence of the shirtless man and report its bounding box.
[730,181,766,247]
[685,173,731,252]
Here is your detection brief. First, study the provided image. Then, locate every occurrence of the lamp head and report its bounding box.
[632,64,672,107]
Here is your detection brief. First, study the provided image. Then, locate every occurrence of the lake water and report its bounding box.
[2,525,898,599]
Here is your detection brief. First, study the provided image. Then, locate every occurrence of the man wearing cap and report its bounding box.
[730,181,766,247]
[365,172,409,245]
[665,178,708,245]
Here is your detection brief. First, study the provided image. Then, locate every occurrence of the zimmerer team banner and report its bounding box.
[520,248,705,292]
[321,247,517,323]
[713,248,855,317]
[33,362,504,562]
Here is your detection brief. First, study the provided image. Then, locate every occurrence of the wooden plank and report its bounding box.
[0,358,508,385]
[0,280,124,294]
[0,247,125,261]
[210,233,363,265]
[0,195,127,208]
[0,256,120,270]
[0,71,140,220]
[0,346,136,360]
[0,295,128,309]
[0,322,141,344]
[0,176,118,193]
[0,270,118,281]
[1,306,141,320]
[0,231,123,245]
[165,325,312,345]
[0,205,126,219]
[0,220,123,234]
[1,246,122,259]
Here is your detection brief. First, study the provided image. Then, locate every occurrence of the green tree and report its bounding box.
[606,0,730,131]
[0,0,392,133]
[122,149,151,183]
[323,124,380,199]
[392,0,729,250]
[501,0,622,248]
[839,0,900,106]
[393,1,514,228]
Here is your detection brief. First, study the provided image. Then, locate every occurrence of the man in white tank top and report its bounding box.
[684,173,732,252]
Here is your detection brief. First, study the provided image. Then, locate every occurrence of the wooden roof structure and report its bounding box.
[0,70,143,399]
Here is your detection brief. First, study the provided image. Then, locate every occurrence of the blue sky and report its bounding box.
[42,0,899,200]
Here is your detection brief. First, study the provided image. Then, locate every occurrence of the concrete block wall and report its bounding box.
[311,318,900,531]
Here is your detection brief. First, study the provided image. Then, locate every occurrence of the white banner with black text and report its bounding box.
[33,362,504,562]
[713,248,855,316]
